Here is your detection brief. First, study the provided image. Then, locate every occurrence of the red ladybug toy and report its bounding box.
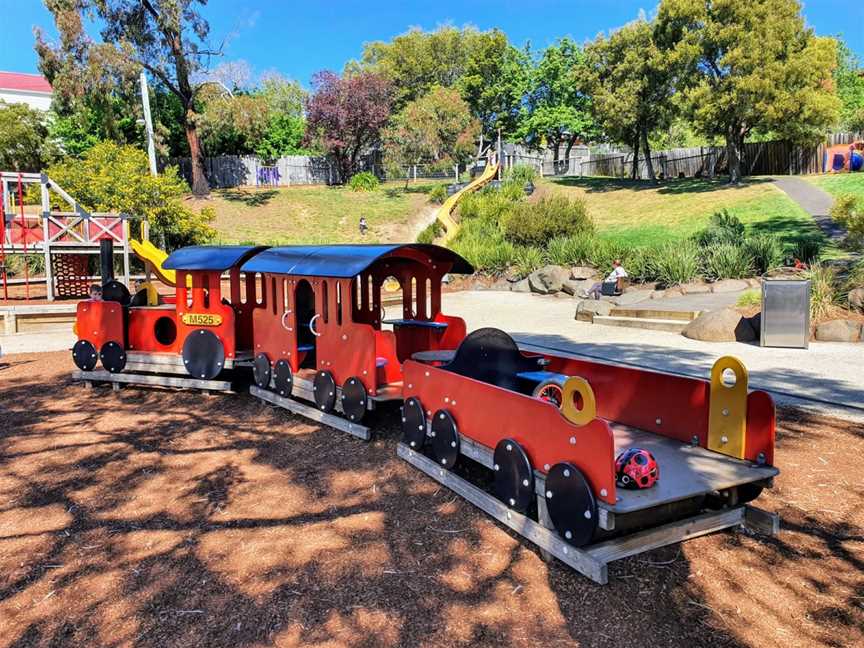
[615,448,659,489]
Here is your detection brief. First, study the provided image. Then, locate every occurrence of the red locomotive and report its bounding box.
[71,243,779,583]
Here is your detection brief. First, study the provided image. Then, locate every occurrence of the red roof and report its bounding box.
[0,72,52,94]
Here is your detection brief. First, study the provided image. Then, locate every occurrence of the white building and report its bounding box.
[0,71,52,111]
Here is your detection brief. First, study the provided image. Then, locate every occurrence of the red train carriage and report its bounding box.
[242,244,472,424]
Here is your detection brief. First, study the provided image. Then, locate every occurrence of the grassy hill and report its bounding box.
[807,173,864,201]
[190,181,441,245]
[538,176,824,248]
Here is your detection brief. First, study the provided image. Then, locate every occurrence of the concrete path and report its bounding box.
[0,330,75,355]
[772,176,845,241]
[441,291,864,421]
[630,289,748,313]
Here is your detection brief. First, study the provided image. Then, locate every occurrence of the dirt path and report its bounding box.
[0,353,862,648]
[377,204,439,244]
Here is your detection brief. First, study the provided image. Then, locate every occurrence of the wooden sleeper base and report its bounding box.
[71,369,234,393]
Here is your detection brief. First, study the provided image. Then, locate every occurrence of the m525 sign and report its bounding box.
[181,313,223,327]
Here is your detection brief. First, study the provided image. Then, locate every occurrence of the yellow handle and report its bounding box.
[560,376,597,426]
[708,356,749,459]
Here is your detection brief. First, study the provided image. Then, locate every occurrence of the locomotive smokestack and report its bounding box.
[99,238,114,285]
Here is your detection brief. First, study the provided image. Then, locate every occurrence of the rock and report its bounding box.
[613,290,652,306]
[711,279,750,293]
[575,299,613,320]
[815,319,862,342]
[510,278,531,293]
[570,265,597,281]
[562,278,595,296]
[746,278,763,289]
[528,265,571,294]
[849,288,864,314]
[650,290,667,300]
[682,308,756,342]
[488,278,510,291]
[749,312,762,338]
[553,291,573,299]
[680,282,711,295]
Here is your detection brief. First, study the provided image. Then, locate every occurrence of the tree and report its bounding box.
[518,38,596,166]
[584,18,683,181]
[658,0,841,183]
[383,86,480,184]
[305,71,393,182]
[0,102,56,171]
[835,40,864,132]
[46,141,214,249]
[36,0,223,195]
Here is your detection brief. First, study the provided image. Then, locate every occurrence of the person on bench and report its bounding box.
[584,259,627,300]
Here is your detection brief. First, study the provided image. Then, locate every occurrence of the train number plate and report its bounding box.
[181,312,223,327]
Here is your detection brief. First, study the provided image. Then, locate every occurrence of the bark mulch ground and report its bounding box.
[0,352,861,648]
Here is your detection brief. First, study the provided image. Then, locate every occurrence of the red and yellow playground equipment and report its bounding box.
[824,140,864,173]
[71,243,779,583]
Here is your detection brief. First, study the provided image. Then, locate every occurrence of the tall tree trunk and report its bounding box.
[631,128,640,180]
[641,126,656,182]
[185,109,208,196]
[726,126,743,184]
[564,137,576,174]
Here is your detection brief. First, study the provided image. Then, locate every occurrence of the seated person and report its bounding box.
[584,260,627,300]
[89,284,103,301]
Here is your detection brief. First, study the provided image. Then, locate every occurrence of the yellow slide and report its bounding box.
[130,238,177,287]
[437,161,500,244]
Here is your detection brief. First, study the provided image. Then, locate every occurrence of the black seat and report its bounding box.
[442,328,540,392]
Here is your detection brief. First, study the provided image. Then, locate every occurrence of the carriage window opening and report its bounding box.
[202,274,210,309]
[239,273,247,304]
[271,278,277,314]
[336,282,343,326]
[322,281,329,323]
[367,275,374,312]
[426,278,433,317]
[410,277,418,318]
[283,278,289,311]
[184,273,192,308]
[382,276,401,327]
[255,273,264,305]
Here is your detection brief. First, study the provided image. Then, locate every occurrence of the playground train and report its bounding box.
[70,243,779,582]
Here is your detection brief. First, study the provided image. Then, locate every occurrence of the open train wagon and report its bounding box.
[69,243,779,583]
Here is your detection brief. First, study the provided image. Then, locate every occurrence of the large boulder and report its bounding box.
[561,278,594,296]
[575,299,613,321]
[749,312,762,339]
[682,308,756,342]
[570,265,598,281]
[711,279,750,293]
[815,319,862,342]
[680,283,710,295]
[510,278,531,293]
[849,288,864,314]
[528,265,571,294]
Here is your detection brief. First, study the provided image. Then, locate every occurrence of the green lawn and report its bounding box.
[191,181,441,245]
[539,176,825,248]
[806,173,864,201]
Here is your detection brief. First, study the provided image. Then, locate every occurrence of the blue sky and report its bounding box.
[1,0,862,88]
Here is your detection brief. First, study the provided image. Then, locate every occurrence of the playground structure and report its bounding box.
[0,171,131,302]
[69,242,779,584]
[823,140,864,173]
[436,158,499,245]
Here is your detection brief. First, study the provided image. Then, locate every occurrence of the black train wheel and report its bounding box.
[493,438,534,514]
[253,353,272,389]
[273,359,293,397]
[99,341,127,373]
[544,462,597,547]
[72,340,98,371]
[182,329,225,380]
[401,397,427,450]
[340,376,368,422]
[313,370,337,412]
[431,409,459,469]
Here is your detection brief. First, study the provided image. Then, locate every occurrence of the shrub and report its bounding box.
[545,235,595,266]
[502,195,593,246]
[416,219,444,244]
[452,237,516,273]
[743,234,783,275]
[348,171,380,191]
[702,243,755,280]
[737,290,762,308]
[513,246,545,277]
[652,240,701,286]
[504,163,537,186]
[428,183,448,204]
[787,235,823,264]
[805,262,839,321]
[623,245,663,283]
[46,141,214,249]
[829,193,864,249]
[693,209,745,246]
[589,239,629,273]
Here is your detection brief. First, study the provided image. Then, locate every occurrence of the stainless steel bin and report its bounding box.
[760,279,810,348]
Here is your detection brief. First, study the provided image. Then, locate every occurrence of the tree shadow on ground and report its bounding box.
[0,353,861,647]
[219,189,279,207]
[549,176,772,196]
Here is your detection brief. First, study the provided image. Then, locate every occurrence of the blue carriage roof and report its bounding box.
[240,244,473,277]
[163,245,268,271]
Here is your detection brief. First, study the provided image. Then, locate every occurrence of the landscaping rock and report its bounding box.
[650,290,668,300]
[848,288,864,314]
[488,278,511,291]
[528,265,571,294]
[510,278,531,293]
[680,283,710,295]
[815,319,862,342]
[749,312,762,338]
[575,299,613,320]
[682,308,756,342]
[711,279,750,293]
[570,266,597,281]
